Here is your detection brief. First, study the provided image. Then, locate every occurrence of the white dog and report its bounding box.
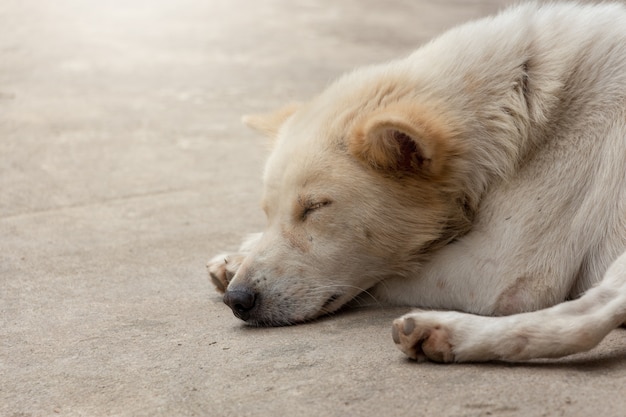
[208,2,626,363]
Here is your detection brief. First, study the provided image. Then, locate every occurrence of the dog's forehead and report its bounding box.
[261,127,351,207]
[264,137,336,187]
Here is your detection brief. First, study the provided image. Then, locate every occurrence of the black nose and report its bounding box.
[223,288,256,321]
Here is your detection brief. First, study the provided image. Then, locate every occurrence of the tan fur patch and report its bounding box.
[494,275,533,315]
[281,225,309,253]
[349,101,461,182]
[242,102,301,138]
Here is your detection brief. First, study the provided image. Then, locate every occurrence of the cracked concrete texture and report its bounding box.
[1,0,625,416]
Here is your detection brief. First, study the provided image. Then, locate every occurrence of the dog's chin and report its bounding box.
[242,292,353,327]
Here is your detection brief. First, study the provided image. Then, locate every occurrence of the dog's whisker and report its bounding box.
[304,284,385,310]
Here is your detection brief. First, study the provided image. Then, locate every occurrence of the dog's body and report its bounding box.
[209,2,626,362]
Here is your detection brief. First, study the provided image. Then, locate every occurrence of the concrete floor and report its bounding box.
[2,0,625,416]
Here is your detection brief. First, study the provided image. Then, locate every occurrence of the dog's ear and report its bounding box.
[242,102,301,138]
[349,103,456,178]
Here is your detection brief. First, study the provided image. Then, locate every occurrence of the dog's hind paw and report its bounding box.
[392,311,456,363]
[206,253,245,293]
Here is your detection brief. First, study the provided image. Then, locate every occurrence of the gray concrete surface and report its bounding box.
[1,0,625,416]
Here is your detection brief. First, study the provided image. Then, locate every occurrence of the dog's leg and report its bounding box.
[392,250,626,363]
[207,233,261,293]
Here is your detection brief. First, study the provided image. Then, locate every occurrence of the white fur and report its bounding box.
[209,2,626,362]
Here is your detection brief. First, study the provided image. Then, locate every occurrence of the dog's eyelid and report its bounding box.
[301,199,332,220]
[309,200,331,210]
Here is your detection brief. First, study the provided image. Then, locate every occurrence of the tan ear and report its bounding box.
[242,102,301,138]
[349,102,455,178]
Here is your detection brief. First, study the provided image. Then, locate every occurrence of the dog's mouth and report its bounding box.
[318,291,359,317]
[321,293,343,311]
[231,288,358,327]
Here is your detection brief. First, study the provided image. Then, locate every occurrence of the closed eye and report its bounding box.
[302,200,331,220]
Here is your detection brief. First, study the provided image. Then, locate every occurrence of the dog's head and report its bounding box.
[222,71,497,326]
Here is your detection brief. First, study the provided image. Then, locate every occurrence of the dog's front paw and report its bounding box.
[206,253,245,293]
[392,311,456,363]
